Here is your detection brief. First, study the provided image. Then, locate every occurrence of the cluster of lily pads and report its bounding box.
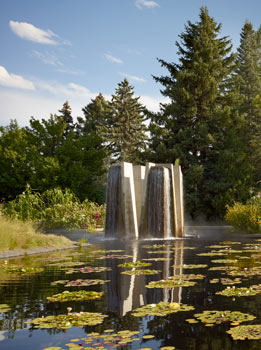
[65,266,112,275]
[146,279,196,288]
[41,330,162,350]
[216,285,261,297]
[47,290,103,302]
[0,304,11,313]
[118,261,151,268]
[26,311,107,329]
[186,310,256,326]
[0,262,44,275]
[121,269,160,275]
[51,279,109,287]
[132,302,195,317]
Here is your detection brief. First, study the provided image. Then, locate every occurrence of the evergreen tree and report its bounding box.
[236,22,261,189]
[58,100,75,138]
[103,79,147,163]
[78,93,109,136]
[149,7,252,218]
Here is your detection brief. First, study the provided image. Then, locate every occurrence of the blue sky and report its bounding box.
[1,0,261,126]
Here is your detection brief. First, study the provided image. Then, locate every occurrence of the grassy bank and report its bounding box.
[0,215,73,251]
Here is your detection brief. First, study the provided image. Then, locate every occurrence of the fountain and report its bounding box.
[105,162,184,239]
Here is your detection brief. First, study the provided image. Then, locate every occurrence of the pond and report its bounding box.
[0,226,261,350]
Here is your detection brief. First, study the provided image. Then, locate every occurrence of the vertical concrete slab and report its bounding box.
[173,166,184,237]
[133,165,145,229]
[121,162,139,239]
[139,162,155,236]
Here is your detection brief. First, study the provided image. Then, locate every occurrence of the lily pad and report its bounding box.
[65,266,112,274]
[47,290,103,302]
[0,263,44,275]
[118,261,152,268]
[142,258,170,262]
[188,310,256,326]
[0,304,11,312]
[121,269,160,275]
[168,274,205,280]
[173,264,208,269]
[64,279,109,287]
[146,279,196,288]
[26,312,107,329]
[132,302,195,317]
[227,324,261,340]
[216,286,260,297]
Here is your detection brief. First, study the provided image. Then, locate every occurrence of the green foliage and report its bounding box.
[147,7,253,218]
[101,79,148,163]
[26,311,107,329]
[132,302,195,317]
[225,197,261,233]
[2,186,105,230]
[47,290,103,302]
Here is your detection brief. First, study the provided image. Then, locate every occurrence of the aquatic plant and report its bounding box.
[26,311,107,329]
[47,290,103,302]
[227,324,261,340]
[121,269,160,275]
[173,264,208,269]
[132,302,195,317]
[65,266,112,274]
[216,285,261,297]
[0,262,44,275]
[146,279,196,288]
[51,279,109,287]
[118,261,152,268]
[0,304,11,312]
[186,310,256,326]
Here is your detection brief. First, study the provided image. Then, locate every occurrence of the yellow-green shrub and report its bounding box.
[225,198,261,233]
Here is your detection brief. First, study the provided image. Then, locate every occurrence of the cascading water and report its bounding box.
[105,166,123,236]
[147,166,174,238]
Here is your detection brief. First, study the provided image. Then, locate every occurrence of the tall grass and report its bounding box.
[225,196,261,233]
[2,186,105,231]
[0,215,73,251]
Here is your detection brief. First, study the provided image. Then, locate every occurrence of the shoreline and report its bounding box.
[0,243,90,260]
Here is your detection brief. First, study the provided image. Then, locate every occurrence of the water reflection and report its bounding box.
[105,239,184,316]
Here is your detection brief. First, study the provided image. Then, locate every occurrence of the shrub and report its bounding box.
[2,186,105,231]
[225,196,261,233]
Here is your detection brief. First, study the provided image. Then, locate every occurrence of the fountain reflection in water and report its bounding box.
[147,166,174,238]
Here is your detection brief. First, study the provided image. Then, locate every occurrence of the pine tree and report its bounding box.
[149,7,252,218]
[103,79,147,163]
[58,100,74,138]
[236,22,261,190]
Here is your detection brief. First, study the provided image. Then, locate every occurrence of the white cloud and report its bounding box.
[9,20,65,45]
[32,50,63,66]
[135,0,159,9]
[0,66,35,90]
[139,95,169,112]
[105,54,123,64]
[119,72,145,83]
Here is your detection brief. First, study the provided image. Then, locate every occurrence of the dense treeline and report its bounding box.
[0,7,260,219]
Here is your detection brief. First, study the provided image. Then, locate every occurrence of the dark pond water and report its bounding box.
[0,227,261,350]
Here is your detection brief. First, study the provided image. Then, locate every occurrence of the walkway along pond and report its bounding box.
[0,226,261,349]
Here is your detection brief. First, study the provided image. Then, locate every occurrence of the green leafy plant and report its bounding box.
[132,302,195,317]
[186,310,256,326]
[47,290,103,302]
[2,186,105,230]
[225,197,261,233]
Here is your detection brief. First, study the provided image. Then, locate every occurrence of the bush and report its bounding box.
[225,196,261,233]
[2,186,105,231]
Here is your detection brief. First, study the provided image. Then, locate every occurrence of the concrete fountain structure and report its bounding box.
[105,162,184,239]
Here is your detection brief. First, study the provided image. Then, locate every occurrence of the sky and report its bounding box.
[1,0,261,126]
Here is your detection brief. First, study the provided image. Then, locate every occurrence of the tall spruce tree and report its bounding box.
[103,79,147,163]
[58,101,75,138]
[236,22,261,190]
[149,7,252,218]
